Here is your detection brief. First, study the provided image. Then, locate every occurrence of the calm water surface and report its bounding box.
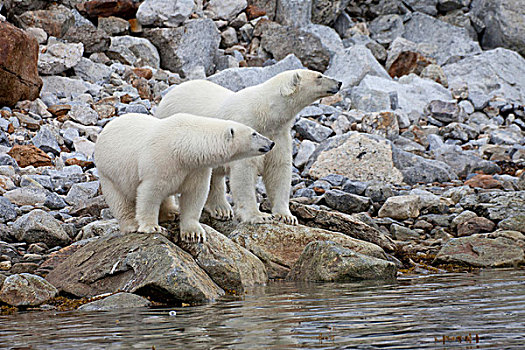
[1,269,524,349]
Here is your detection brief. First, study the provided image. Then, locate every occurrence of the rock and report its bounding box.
[325,45,390,89]
[38,42,84,76]
[311,0,352,26]
[470,0,525,57]
[84,0,140,19]
[294,118,332,143]
[294,140,317,168]
[109,35,160,68]
[46,232,224,303]
[72,137,96,160]
[361,111,399,140]
[432,145,500,178]
[459,191,525,221]
[402,12,481,65]
[229,223,388,279]
[378,195,420,220]
[302,23,344,56]
[457,217,496,237]
[7,145,52,168]
[41,76,100,100]
[207,0,247,21]
[464,174,503,189]
[76,219,119,240]
[288,241,396,282]
[0,22,42,108]
[391,224,420,241]
[420,64,448,87]
[403,0,438,16]
[248,0,276,20]
[63,24,111,55]
[255,20,330,72]
[31,125,61,156]
[179,225,267,294]
[306,132,404,184]
[74,58,113,84]
[387,51,435,79]
[0,273,58,307]
[79,292,151,311]
[275,0,312,27]
[498,216,525,234]
[0,197,17,224]
[427,100,460,124]
[221,27,239,47]
[451,210,478,230]
[4,186,48,206]
[369,14,404,46]
[137,0,194,27]
[490,129,524,146]
[392,146,458,184]
[15,4,74,38]
[65,181,99,206]
[2,0,48,17]
[69,195,109,218]
[144,19,220,77]
[443,48,525,105]
[323,190,371,214]
[98,16,130,35]
[13,209,70,248]
[69,104,99,126]
[208,54,303,92]
[434,235,525,267]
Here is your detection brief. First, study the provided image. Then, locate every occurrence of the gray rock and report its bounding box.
[324,189,372,214]
[440,122,479,142]
[108,36,160,69]
[443,48,525,105]
[65,181,99,206]
[391,224,420,241]
[312,0,352,26]
[361,111,400,140]
[369,14,404,46]
[342,180,368,195]
[207,0,247,21]
[470,0,525,57]
[392,146,458,184]
[459,191,525,221]
[498,215,525,234]
[275,0,312,27]
[74,58,113,84]
[303,23,344,55]
[144,19,220,77]
[221,27,238,47]
[294,118,333,143]
[31,125,61,156]
[208,54,303,92]
[4,186,49,206]
[46,232,224,303]
[490,129,524,145]
[0,197,17,223]
[137,0,194,27]
[434,234,525,267]
[44,192,67,210]
[13,209,70,247]
[432,145,500,178]
[79,292,151,311]
[76,220,119,240]
[97,16,129,35]
[438,9,477,40]
[69,104,99,126]
[40,76,101,100]
[325,45,391,89]
[63,24,111,55]
[0,273,57,307]
[427,100,461,124]
[378,195,420,220]
[402,12,481,65]
[38,42,84,75]
[403,0,438,16]
[365,182,394,203]
[294,139,318,168]
[287,241,396,282]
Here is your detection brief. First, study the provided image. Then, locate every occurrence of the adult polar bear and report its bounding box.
[156,69,342,225]
[95,113,274,243]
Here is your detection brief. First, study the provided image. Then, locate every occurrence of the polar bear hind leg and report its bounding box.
[159,196,178,223]
[204,166,233,220]
[99,177,139,233]
[135,179,168,234]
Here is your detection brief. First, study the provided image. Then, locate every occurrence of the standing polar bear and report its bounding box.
[155,69,342,225]
[95,113,274,243]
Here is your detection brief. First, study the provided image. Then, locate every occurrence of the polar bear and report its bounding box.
[155,69,342,225]
[94,112,274,243]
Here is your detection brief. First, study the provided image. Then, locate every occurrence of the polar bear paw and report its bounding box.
[180,224,207,243]
[138,223,167,235]
[273,213,299,225]
[206,203,234,221]
[240,212,273,224]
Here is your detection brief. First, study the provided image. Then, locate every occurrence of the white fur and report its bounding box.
[94,113,273,242]
[156,69,342,225]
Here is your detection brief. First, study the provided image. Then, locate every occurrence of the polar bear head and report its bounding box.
[277,69,342,102]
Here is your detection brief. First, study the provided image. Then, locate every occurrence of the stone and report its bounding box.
[207,0,247,21]
[387,51,435,79]
[65,182,99,206]
[31,125,61,156]
[306,132,404,184]
[0,197,17,224]
[402,12,481,65]
[369,14,404,46]
[434,235,525,267]
[288,241,396,282]
[311,0,352,26]
[2,0,48,17]
[391,224,420,241]
[208,54,303,92]
[432,145,500,178]
[137,0,194,27]
[498,216,525,234]
[4,186,48,206]
[302,23,344,56]
[325,45,390,89]
[246,4,267,20]
[459,191,525,222]
[420,64,448,87]
[0,22,42,108]
[275,0,311,27]
[378,195,421,220]
[323,190,371,214]
[427,100,460,124]
[365,182,393,203]
[13,209,70,248]
[41,76,100,101]
[7,145,52,168]
[294,140,317,168]
[144,19,220,77]
[69,104,99,126]
[98,16,130,35]
[247,0,276,20]
[38,42,84,76]
[15,4,74,38]
[451,210,478,230]
[0,273,58,307]
[470,0,525,57]
[294,118,332,143]
[76,219,119,240]
[229,223,388,279]
[403,0,438,16]
[457,217,496,237]
[79,292,151,311]
[46,232,224,303]
[74,58,113,85]
[84,0,140,19]
[109,35,160,68]
[221,27,239,47]
[179,225,267,294]
[464,174,503,189]
[63,24,111,55]
[360,111,399,140]
[490,129,524,146]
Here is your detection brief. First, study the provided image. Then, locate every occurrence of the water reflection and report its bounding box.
[1,269,524,349]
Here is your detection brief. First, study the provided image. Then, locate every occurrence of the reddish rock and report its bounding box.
[465,174,503,189]
[132,67,153,80]
[388,51,434,78]
[47,104,71,118]
[65,158,95,169]
[246,5,266,20]
[132,77,152,100]
[15,4,74,38]
[457,217,496,237]
[0,22,42,108]
[7,145,53,168]
[84,0,140,19]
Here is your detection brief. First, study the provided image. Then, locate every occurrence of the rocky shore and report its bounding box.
[1,0,524,312]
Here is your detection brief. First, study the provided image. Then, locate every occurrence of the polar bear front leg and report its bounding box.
[179,169,211,243]
[135,179,167,234]
[229,159,273,224]
[204,167,234,220]
[263,132,298,225]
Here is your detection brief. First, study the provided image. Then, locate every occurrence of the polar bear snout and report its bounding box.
[259,141,275,153]
[327,80,343,94]
[252,132,274,154]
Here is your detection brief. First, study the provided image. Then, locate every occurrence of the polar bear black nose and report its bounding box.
[259,141,275,153]
[337,81,342,89]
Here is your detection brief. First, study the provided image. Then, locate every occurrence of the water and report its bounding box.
[1,269,524,349]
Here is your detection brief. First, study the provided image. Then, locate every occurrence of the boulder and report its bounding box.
[31,125,61,156]
[40,76,101,101]
[15,4,74,38]
[403,0,438,16]
[63,24,111,55]
[46,232,224,303]
[78,292,151,311]
[84,0,140,19]
[288,241,397,282]
[65,181,100,206]
[7,145,52,168]
[0,197,17,224]
[38,42,84,76]
[311,0,352,26]
[457,217,496,237]
[294,118,333,143]
[432,145,500,178]
[369,14,404,46]
[144,19,220,77]
[275,0,311,27]
[378,195,421,220]
[459,191,525,221]
[137,0,194,27]
[360,111,399,140]
[0,273,58,307]
[207,0,247,21]
[229,223,388,279]
[323,190,372,214]
[434,235,525,267]
[108,35,160,68]
[74,58,113,84]
[98,16,130,35]
[0,22,42,108]
[13,209,71,248]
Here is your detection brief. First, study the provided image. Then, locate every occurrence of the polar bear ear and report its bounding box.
[225,127,235,141]
[280,72,302,96]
